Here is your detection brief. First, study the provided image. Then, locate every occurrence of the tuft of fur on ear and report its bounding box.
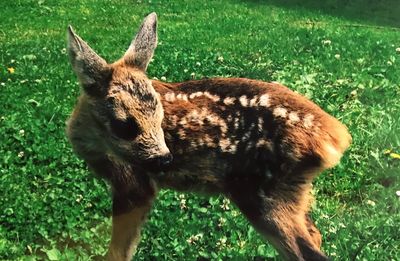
[67,26,110,96]
[124,12,158,71]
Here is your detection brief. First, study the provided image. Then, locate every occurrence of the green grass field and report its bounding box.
[1,0,399,260]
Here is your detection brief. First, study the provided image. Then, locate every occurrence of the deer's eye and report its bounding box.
[110,117,140,140]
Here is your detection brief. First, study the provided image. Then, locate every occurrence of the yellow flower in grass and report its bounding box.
[389,153,400,160]
[383,149,400,159]
[7,67,15,74]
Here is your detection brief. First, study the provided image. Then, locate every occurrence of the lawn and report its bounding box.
[1,0,399,260]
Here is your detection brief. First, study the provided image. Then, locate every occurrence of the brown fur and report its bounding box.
[66,13,351,261]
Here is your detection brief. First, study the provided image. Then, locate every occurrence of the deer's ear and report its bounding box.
[67,26,111,96]
[123,12,158,71]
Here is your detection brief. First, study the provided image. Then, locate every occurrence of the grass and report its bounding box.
[1,0,399,260]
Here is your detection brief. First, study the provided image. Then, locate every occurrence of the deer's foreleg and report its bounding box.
[86,158,156,261]
[107,195,154,261]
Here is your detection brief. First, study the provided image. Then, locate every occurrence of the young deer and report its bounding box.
[67,12,351,261]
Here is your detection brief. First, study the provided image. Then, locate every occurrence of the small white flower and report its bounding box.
[231,210,240,217]
[61,48,66,54]
[329,226,337,234]
[19,129,25,136]
[396,47,400,53]
[187,233,203,244]
[366,199,376,206]
[196,62,201,66]
[18,151,24,158]
[160,76,167,81]
[218,217,226,227]
[238,240,246,248]
[216,237,227,248]
[334,54,340,59]
[217,56,224,62]
[322,39,331,45]
[321,213,329,219]
[180,198,187,209]
[387,61,393,66]
[76,194,83,203]
[190,72,196,79]
[183,69,189,73]
[220,198,230,211]
[0,83,5,86]
[395,191,400,197]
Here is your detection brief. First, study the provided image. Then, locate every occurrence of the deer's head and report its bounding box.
[67,13,172,170]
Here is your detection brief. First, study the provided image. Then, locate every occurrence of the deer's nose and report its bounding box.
[156,153,173,167]
[143,153,173,171]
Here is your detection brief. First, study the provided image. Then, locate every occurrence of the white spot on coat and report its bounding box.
[234,117,240,129]
[259,94,270,107]
[273,107,287,118]
[239,95,249,107]
[177,93,188,101]
[258,117,264,132]
[227,144,237,153]
[204,92,220,102]
[304,114,314,128]
[249,97,258,107]
[206,114,228,133]
[219,138,231,151]
[189,91,203,99]
[288,112,300,124]
[219,138,237,153]
[256,139,272,149]
[164,92,175,102]
[223,97,235,105]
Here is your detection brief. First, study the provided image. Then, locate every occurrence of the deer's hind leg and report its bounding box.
[305,213,322,249]
[228,176,327,261]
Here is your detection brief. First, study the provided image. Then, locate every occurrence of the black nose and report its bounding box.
[156,153,173,167]
[143,153,173,172]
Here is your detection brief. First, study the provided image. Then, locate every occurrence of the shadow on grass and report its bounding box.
[243,0,400,28]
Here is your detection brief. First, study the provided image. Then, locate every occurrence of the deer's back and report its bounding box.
[152,78,351,193]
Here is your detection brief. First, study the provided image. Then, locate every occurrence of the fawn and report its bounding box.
[66,12,351,261]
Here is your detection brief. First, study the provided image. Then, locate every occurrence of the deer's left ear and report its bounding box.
[124,12,158,71]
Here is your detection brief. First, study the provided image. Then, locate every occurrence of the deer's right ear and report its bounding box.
[67,26,111,96]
